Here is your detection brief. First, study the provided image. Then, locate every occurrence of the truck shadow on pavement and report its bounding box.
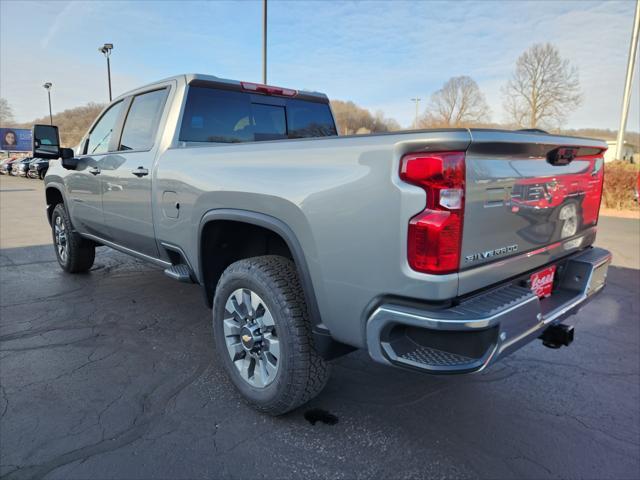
[0,244,638,480]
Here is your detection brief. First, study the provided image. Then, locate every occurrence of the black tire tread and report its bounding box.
[214,255,330,415]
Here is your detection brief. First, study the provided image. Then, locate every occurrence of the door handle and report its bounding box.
[131,167,149,177]
[88,167,101,175]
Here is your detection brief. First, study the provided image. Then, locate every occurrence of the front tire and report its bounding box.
[212,255,330,415]
[51,203,95,273]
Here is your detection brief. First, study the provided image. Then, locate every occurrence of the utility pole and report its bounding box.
[411,97,421,128]
[615,0,639,160]
[262,0,267,84]
[43,82,53,125]
[99,43,114,101]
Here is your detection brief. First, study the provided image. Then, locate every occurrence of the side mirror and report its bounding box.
[32,124,62,159]
[60,148,79,170]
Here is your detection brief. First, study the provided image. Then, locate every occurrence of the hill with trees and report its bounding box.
[15,103,106,148]
[330,100,400,135]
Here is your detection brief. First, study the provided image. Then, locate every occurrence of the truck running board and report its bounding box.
[164,264,194,283]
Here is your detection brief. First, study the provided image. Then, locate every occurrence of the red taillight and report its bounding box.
[400,152,465,274]
[240,81,297,97]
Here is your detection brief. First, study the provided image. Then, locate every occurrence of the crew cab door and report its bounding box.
[99,87,170,258]
[67,100,125,237]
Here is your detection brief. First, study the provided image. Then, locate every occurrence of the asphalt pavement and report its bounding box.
[1,175,639,480]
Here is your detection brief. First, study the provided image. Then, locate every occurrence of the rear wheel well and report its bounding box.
[200,220,293,307]
[46,187,64,223]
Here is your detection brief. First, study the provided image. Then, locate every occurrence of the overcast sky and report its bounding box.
[1,0,638,130]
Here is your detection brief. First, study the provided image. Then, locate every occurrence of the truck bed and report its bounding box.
[154,128,606,348]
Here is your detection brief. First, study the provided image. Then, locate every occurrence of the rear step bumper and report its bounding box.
[366,247,611,374]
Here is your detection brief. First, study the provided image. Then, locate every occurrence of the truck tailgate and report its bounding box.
[459,130,606,294]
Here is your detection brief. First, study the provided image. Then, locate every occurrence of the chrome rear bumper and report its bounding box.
[366,247,611,374]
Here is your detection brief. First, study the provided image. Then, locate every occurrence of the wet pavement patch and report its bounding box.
[304,408,339,425]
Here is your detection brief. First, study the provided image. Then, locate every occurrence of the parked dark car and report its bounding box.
[28,158,49,179]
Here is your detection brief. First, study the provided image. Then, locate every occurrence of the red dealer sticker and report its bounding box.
[530,265,557,298]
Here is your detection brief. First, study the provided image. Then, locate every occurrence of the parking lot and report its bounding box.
[0,174,638,479]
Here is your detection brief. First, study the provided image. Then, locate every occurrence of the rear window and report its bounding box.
[179,86,337,143]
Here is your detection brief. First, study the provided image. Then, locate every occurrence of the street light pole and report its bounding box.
[43,82,53,125]
[615,0,639,160]
[262,0,267,84]
[411,97,421,128]
[99,43,114,101]
[107,55,112,101]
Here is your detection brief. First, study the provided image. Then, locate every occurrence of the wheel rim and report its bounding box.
[54,215,68,262]
[559,203,578,238]
[223,288,279,388]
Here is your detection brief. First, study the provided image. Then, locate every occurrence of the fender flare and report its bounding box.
[44,182,68,225]
[198,209,323,329]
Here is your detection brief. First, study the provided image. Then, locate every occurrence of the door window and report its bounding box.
[86,101,124,155]
[119,89,168,151]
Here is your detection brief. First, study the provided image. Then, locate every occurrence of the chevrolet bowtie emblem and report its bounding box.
[242,334,252,343]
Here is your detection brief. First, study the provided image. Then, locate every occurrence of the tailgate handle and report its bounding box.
[547,147,577,166]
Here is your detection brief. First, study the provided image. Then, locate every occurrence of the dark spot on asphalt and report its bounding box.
[304,408,338,426]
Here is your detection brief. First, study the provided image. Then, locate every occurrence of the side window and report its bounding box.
[86,101,124,155]
[119,89,168,151]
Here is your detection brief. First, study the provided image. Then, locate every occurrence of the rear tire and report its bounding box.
[212,255,330,415]
[51,203,95,273]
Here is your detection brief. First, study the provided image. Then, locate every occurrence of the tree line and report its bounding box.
[0,43,635,145]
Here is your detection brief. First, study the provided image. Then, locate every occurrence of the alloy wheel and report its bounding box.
[223,288,280,388]
[54,215,68,262]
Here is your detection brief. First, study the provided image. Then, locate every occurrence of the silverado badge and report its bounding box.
[465,244,519,263]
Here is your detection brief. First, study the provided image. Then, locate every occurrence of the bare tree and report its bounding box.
[503,43,582,129]
[419,76,490,128]
[331,100,367,135]
[373,110,401,132]
[330,100,400,135]
[0,98,15,126]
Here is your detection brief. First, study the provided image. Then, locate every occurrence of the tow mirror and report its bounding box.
[32,124,62,159]
[60,148,78,170]
[32,125,77,168]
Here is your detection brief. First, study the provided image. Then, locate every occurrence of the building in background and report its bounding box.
[605,140,637,163]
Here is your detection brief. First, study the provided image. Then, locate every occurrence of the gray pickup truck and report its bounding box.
[33,73,611,415]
